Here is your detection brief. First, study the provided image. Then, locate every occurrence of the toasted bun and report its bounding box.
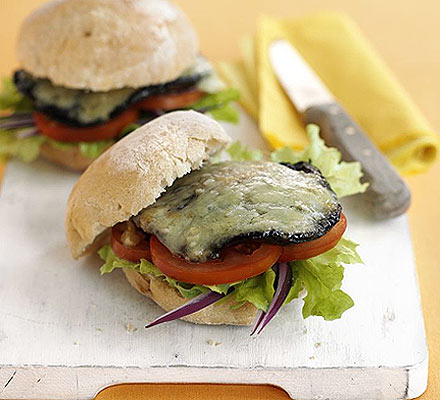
[40,141,109,172]
[66,111,231,259]
[124,269,257,325]
[17,0,198,91]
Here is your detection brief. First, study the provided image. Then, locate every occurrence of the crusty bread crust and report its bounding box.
[123,269,257,326]
[65,111,231,259]
[40,141,107,172]
[17,0,198,91]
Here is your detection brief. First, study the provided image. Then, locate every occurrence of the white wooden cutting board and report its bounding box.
[0,112,428,400]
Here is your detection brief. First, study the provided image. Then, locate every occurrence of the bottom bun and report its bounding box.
[123,269,257,326]
[40,142,108,171]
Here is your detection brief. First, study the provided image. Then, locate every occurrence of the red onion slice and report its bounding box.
[252,263,292,335]
[145,291,225,329]
[250,309,265,336]
[0,112,33,121]
[0,119,34,130]
[16,127,39,139]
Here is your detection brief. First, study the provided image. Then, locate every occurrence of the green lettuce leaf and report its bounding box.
[0,132,111,162]
[78,141,112,158]
[98,244,138,274]
[233,269,276,311]
[0,78,41,162]
[285,238,361,320]
[191,88,240,109]
[44,138,112,159]
[98,244,278,310]
[208,103,239,123]
[227,141,264,161]
[271,124,369,197]
[0,78,32,112]
[99,244,235,298]
[0,130,45,162]
[97,238,361,320]
[99,245,209,299]
[118,123,141,139]
[189,88,240,124]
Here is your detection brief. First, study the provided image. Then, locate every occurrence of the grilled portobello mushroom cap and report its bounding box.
[134,161,342,262]
[13,57,212,127]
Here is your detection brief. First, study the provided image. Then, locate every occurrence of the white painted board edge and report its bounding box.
[0,111,428,400]
[0,357,428,400]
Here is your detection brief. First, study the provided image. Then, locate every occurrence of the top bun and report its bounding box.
[65,111,231,259]
[17,0,198,91]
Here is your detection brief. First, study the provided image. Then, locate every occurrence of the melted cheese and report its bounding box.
[33,82,134,123]
[23,56,213,125]
[134,161,340,262]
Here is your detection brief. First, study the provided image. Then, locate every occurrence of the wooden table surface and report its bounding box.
[0,1,439,399]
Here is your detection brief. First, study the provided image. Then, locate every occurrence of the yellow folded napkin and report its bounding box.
[217,12,439,175]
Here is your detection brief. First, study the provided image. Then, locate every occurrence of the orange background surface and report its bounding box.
[1,0,439,399]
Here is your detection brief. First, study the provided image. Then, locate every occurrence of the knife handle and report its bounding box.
[303,103,411,219]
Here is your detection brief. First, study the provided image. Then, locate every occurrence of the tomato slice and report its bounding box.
[278,213,347,262]
[137,89,205,111]
[111,212,346,283]
[110,224,151,263]
[150,236,282,285]
[33,108,139,143]
[34,89,204,143]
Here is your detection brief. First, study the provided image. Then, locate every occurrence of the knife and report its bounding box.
[269,39,411,219]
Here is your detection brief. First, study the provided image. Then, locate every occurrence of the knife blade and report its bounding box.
[269,39,411,219]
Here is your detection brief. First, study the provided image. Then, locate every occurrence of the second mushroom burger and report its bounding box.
[0,0,238,170]
[66,111,364,334]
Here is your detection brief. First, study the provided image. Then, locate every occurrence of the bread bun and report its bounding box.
[17,0,198,91]
[66,110,231,259]
[40,141,108,171]
[123,269,257,326]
